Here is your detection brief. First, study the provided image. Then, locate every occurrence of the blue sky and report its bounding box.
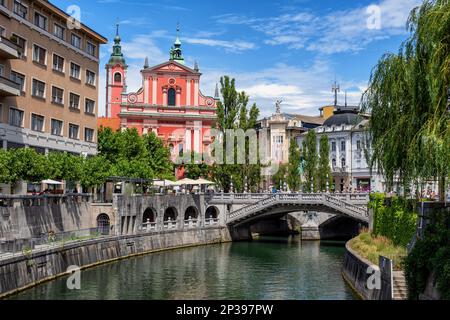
[52,0,422,117]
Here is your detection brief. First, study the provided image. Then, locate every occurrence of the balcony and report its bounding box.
[0,36,21,59]
[0,76,21,96]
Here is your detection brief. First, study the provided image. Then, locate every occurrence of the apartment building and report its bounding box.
[0,0,107,155]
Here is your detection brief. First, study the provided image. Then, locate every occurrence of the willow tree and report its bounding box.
[362,0,450,200]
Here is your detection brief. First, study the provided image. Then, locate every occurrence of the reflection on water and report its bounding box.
[9,236,357,300]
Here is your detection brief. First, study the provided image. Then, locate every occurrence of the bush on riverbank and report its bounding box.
[349,230,407,270]
[369,193,417,247]
[404,210,450,300]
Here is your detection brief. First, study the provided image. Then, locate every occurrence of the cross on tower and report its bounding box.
[332,81,340,107]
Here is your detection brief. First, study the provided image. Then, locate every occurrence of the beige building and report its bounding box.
[0,0,107,155]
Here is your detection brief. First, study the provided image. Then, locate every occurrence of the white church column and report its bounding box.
[194,80,199,106]
[144,77,149,104]
[185,127,192,152]
[152,78,157,105]
[176,88,181,107]
[186,78,191,106]
[163,88,167,106]
[194,121,201,154]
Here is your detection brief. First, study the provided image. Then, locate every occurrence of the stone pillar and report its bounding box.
[162,87,167,106]
[176,88,181,106]
[152,78,157,105]
[185,128,192,152]
[186,78,191,106]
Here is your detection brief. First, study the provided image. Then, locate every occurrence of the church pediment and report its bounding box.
[144,60,200,75]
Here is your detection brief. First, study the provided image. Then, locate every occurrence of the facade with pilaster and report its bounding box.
[99,26,218,165]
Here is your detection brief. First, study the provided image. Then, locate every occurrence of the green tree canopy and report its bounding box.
[302,130,318,192]
[287,139,301,191]
[318,135,333,192]
[212,75,261,192]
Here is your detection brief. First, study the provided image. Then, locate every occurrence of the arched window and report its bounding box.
[169,143,174,154]
[341,158,346,168]
[114,72,122,83]
[332,158,336,168]
[168,87,176,106]
[97,214,110,235]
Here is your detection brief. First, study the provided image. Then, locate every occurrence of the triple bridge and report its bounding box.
[207,192,369,240]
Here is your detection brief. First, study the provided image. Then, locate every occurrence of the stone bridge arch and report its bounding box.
[184,206,199,220]
[164,207,178,221]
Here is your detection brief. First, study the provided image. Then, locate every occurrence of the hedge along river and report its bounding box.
[8,236,357,300]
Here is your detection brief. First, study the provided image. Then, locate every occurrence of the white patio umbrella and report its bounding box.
[195,178,215,185]
[41,179,63,185]
[174,178,198,185]
[153,179,176,187]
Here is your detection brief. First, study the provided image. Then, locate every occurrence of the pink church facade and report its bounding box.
[99,26,218,163]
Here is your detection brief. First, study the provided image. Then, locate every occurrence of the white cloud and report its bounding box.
[215,0,422,54]
[183,37,256,53]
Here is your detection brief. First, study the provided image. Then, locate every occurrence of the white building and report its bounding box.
[296,106,384,192]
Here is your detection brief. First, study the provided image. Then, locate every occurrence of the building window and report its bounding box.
[332,158,336,168]
[53,23,65,40]
[85,98,95,114]
[52,54,64,73]
[86,70,96,86]
[168,88,176,106]
[178,143,183,156]
[356,140,361,150]
[69,124,79,140]
[33,44,46,65]
[341,140,346,152]
[331,141,336,152]
[341,158,346,168]
[169,143,174,154]
[0,64,3,77]
[11,34,26,57]
[85,128,94,142]
[0,26,5,37]
[70,62,80,79]
[31,114,44,132]
[69,93,80,109]
[9,107,23,127]
[32,79,45,98]
[86,41,96,56]
[51,86,64,105]
[114,72,121,83]
[10,71,25,92]
[273,136,283,144]
[34,12,47,30]
[71,34,81,48]
[13,1,27,19]
[51,119,63,136]
[0,0,6,7]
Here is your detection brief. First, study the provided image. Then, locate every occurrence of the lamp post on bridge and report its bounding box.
[326,173,329,193]
[230,175,234,194]
[310,177,314,194]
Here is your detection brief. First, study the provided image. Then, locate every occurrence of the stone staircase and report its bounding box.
[393,271,408,300]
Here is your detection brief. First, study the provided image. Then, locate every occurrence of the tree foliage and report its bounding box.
[362,0,450,199]
[302,130,318,192]
[318,135,333,192]
[287,139,301,191]
[212,76,261,192]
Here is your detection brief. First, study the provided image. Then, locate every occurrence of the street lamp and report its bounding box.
[326,173,329,193]
[310,177,314,194]
[244,176,248,193]
[230,175,234,194]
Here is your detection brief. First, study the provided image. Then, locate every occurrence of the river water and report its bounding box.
[9,236,357,300]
